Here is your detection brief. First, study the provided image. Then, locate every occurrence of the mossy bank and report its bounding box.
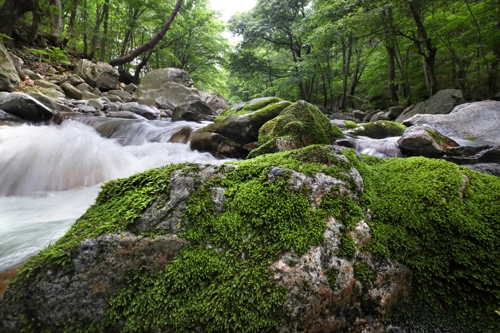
[1,145,499,332]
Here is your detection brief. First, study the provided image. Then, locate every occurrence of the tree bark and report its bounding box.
[62,0,79,46]
[109,0,183,67]
[0,0,39,37]
[340,35,353,110]
[48,0,63,45]
[99,0,110,61]
[409,2,439,96]
[382,8,399,105]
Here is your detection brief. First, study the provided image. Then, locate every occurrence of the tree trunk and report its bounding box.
[409,3,439,96]
[62,0,79,46]
[83,0,89,56]
[340,35,353,110]
[382,8,399,105]
[0,0,39,37]
[109,0,183,67]
[99,0,110,61]
[395,43,412,103]
[88,4,105,60]
[133,49,155,83]
[27,7,42,44]
[48,0,63,45]
[347,49,362,108]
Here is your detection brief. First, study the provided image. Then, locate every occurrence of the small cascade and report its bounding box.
[348,136,402,158]
[0,118,222,271]
[73,115,208,146]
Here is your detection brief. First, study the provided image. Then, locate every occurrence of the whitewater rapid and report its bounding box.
[0,118,220,272]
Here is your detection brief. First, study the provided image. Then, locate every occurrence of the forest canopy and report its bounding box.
[1,0,499,109]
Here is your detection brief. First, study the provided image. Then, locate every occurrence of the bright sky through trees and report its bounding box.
[209,0,257,22]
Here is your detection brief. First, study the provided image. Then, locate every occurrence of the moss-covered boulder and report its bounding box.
[1,146,500,332]
[248,101,344,158]
[347,120,406,139]
[189,99,291,157]
[216,97,283,122]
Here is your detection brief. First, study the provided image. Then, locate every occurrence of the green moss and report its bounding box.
[351,120,406,139]
[339,233,356,259]
[424,128,457,147]
[344,120,358,129]
[353,263,375,286]
[7,145,366,332]
[215,97,283,122]
[359,156,500,328]
[326,267,340,289]
[16,164,186,274]
[250,101,344,158]
[7,145,500,331]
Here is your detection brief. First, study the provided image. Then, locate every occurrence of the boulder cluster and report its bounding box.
[0,43,228,126]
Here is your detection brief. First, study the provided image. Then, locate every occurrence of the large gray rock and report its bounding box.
[141,68,194,88]
[0,92,56,122]
[74,59,119,91]
[136,80,200,107]
[0,109,25,125]
[0,43,21,91]
[199,91,229,112]
[172,100,217,122]
[107,111,147,120]
[0,233,187,330]
[398,123,498,164]
[60,82,83,100]
[106,89,133,103]
[27,92,73,113]
[395,89,464,123]
[34,79,64,94]
[403,100,500,146]
[121,102,159,120]
[398,125,460,158]
[190,100,292,157]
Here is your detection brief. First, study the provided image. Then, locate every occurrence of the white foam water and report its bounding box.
[352,136,402,158]
[0,119,221,271]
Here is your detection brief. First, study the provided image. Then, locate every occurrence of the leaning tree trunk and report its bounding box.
[0,0,39,37]
[109,0,183,67]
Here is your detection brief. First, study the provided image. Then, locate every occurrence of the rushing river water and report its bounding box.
[0,118,220,272]
[0,117,402,273]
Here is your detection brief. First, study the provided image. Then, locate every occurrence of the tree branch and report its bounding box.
[109,0,183,67]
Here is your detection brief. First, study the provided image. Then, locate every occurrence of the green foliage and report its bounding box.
[27,47,70,65]
[0,32,12,41]
[359,156,500,327]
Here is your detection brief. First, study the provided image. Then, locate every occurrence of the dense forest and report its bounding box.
[0,0,499,109]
